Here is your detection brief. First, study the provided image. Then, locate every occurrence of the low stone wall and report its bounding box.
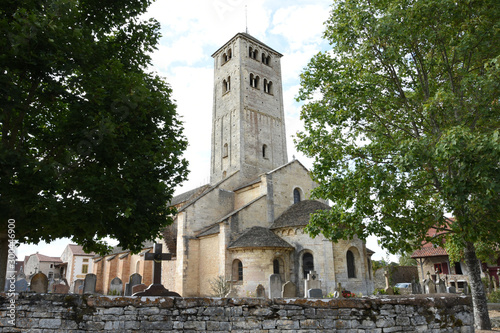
[0,293,473,332]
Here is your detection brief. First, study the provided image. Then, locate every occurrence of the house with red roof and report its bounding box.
[24,252,62,280]
[60,244,95,291]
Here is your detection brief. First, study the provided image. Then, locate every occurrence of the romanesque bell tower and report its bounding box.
[210,33,288,185]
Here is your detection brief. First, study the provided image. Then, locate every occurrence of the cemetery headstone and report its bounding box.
[83,273,97,294]
[17,272,26,281]
[30,272,48,293]
[109,277,123,295]
[132,284,147,295]
[424,278,436,294]
[53,283,70,294]
[336,282,344,298]
[256,284,265,298]
[125,273,142,296]
[447,286,456,293]
[304,271,321,297]
[73,279,84,294]
[436,278,447,293]
[384,271,394,295]
[133,243,180,297]
[269,274,282,299]
[282,281,296,298]
[15,279,29,292]
[307,288,323,298]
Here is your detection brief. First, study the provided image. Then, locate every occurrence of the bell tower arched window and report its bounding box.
[262,144,268,159]
[222,76,230,94]
[264,80,273,94]
[347,250,356,278]
[250,74,259,89]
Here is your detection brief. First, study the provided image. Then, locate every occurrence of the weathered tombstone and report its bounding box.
[269,274,282,299]
[447,286,456,293]
[307,288,323,298]
[304,271,321,297]
[78,285,84,294]
[83,273,97,294]
[73,279,84,294]
[132,283,147,294]
[256,284,265,298]
[336,282,344,299]
[15,279,29,292]
[282,281,296,298]
[436,278,447,293]
[133,243,180,297]
[411,280,422,294]
[109,277,123,295]
[53,283,70,294]
[384,271,394,295]
[125,273,142,296]
[17,272,26,281]
[30,272,48,293]
[424,279,436,294]
[47,278,55,293]
[462,281,469,294]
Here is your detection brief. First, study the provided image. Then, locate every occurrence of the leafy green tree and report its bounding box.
[296,0,499,329]
[0,0,189,289]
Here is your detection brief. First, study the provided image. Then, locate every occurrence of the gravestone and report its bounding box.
[83,273,97,294]
[17,272,26,281]
[335,282,344,299]
[447,286,456,293]
[73,279,84,294]
[304,271,321,297]
[436,278,447,293]
[132,284,147,295]
[424,279,436,294]
[282,281,296,298]
[53,283,70,294]
[48,279,55,293]
[133,243,180,297]
[256,284,265,298]
[78,285,84,294]
[15,279,29,292]
[30,272,48,293]
[109,277,123,295]
[462,281,469,294]
[269,274,282,299]
[125,273,142,296]
[384,271,394,295]
[307,288,323,298]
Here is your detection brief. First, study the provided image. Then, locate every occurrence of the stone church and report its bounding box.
[93,33,374,297]
[158,32,375,297]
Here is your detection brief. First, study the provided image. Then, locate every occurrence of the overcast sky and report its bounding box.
[16,0,398,263]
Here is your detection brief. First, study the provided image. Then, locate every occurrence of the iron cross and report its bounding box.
[144,243,172,285]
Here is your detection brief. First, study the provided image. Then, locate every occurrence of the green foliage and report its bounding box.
[297,0,500,266]
[487,290,500,303]
[297,0,499,328]
[0,0,189,255]
[398,252,417,266]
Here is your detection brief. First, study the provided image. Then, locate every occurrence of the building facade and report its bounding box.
[159,33,375,297]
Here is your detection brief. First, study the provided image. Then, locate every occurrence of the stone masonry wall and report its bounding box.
[0,293,473,332]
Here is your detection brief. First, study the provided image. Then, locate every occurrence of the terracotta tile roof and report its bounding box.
[411,247,448,258]
[68,244,95,256]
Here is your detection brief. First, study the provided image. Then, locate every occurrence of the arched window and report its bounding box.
[293,188,301,204]
[249,47,253,58]
[233,259,243,281]
[347,250,356,278]
[264,80,272,94]
[302,252,314,278]
[223,76,230,94]
[262,53,271,65]
[262,144,267,158]
[227,48,232,60]
[223,143,228,158]
[250,74,259,89]
[222,53,228,63]
[273,259,280,274]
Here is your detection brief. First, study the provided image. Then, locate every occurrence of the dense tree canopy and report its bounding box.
[0,0,189,285]
[296,0,499,329]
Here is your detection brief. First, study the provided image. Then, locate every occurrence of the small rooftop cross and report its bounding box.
[132,243,180,297]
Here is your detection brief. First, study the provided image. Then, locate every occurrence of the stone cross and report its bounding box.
[133,243,180,297]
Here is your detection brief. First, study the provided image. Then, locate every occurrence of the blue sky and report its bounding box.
[16,0,398,263]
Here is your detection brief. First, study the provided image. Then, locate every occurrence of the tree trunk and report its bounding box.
[0,233,9,291]
[464,241,491,330]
